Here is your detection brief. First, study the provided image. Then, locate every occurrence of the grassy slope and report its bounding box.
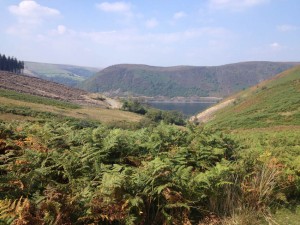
[81,61,299,97]
[0,89,142,124]
[206,66,300,129]
[24,61,100,87]
[0,88,80,109]
[203,66,300,224]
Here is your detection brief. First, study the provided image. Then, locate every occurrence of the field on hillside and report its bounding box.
[0,89,142,124]
[0,71,118,108]
[206,66,300,129]
[24,61,99,87]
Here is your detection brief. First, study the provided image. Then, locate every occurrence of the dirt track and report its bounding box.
[190,99,235,123]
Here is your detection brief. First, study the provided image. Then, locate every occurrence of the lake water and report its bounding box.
[148,102,215,116]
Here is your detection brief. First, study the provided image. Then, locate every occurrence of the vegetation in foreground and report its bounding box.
[0,113,299,224]
[199,65,300,224]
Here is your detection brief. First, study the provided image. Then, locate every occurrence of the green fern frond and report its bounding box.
[0,197,28,221]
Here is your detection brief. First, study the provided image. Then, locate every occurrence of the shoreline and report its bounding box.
[146,101,218,104]
[118,96,222,104]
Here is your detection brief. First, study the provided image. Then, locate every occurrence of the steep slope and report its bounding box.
[0,71,140,124]
[80,61,299,98]
[0,71,120,109]
[24,61,100,87]
[193,65,300,129]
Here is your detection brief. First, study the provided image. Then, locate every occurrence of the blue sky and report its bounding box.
[0,0,299,67]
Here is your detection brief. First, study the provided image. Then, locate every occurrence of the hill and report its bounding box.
[1,70,300,224]
[192,65,300,129]
[0,71,122,108]
[80,61,299,98]
[0,71,141,124]
[191,65,300,224]
[24,61,100,87]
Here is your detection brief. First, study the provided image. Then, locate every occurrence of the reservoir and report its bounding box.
[147,102,215,116]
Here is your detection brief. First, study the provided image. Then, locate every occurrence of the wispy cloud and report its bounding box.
[96,2,131,13]
[145,18,159,29]
[209,0,270,11]
[173,11,187,20]
[277,24,298,32]
[79,27,229,45]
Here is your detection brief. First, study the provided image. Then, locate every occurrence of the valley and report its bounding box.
[0,61,299,225]
[24,61,100,87]
[80,61,300,98]
[1,1,300,224]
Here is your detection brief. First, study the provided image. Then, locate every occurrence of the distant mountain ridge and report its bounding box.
[80,61,300,98]
[24,61,100,87]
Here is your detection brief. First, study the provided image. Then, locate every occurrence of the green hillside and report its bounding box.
[80,61,299,98]
[0,88,142,125]
[205,65,300,129]
[197,66,300,224]
[1,70,300,224]
[24,61,100,87]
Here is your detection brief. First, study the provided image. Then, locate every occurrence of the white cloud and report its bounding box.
[173,11,186,20]
[7,1,60,36]
[145,18,158,29]
[277,24,298,32]
[49,25,68,35]
[9,0,60,24]
[57,25,67,35]
[270,42,281,49]
[96,2,131,13]
[209,0,270,11]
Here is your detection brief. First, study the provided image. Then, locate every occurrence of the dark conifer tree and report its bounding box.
[0,53,24,74]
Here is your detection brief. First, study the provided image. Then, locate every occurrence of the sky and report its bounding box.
[0,0,299,68]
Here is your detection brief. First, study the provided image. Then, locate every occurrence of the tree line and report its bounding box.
[0,53,24,74]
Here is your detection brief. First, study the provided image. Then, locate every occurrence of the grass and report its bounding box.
[0,113,36,121]
[206,66,300,129]
[217,128,300,225]
[229,128,300,157]
[0,95,142,124]
[272,206,300,225]
[202,66,300,224]
[0,88,80,109]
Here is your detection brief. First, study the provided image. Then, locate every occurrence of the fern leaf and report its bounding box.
[0,197,28,220]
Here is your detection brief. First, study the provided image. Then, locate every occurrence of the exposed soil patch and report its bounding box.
[0,71,120,109]
[190,99,235,123]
